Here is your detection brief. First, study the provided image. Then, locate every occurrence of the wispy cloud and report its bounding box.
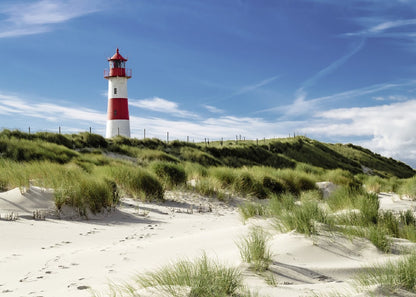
[0,91,292,141]
[262,80,416,116]
[129,97,198,119]
[203,104,224,114]
[0,93,105,124]
[280,39,366,117]
[208,75,280,104]
[346,19,416,37]
[373,95,409,101]
[0,0,102,38]
[1,90,415,166]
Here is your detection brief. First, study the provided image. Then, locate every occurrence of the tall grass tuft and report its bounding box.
[184,162,208,180]
[398,176,416,199]
[237,226,272,272]
[277,200,331,236]
[150,161,186,189]
[239,202,267,221]
[366,225,391,253]
[136,253,244,297]
[104,165,164,201]
[193,176,225,200]
[233,171,267,199]
[55,176,116,215]
[358,253,416,293]
[209,167,237,188]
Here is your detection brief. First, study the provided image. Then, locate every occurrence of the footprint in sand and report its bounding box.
[41,241,71,250]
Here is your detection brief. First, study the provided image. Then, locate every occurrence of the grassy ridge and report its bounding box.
[0,129,414,215]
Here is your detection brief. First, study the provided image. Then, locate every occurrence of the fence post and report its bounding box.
[167,131,169,143]
[59,126,61,134]
[28,127,30,135]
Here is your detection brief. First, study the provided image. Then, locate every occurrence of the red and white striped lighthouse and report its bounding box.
[104,48,132,138]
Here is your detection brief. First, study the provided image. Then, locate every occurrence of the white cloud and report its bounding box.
[301,100,416,166]
[0,93,105,124]
[129,115,289,141]
[373,95,409,101]
[347,18,416,37]
[1,91,415,167]
[263,80,416,117]
[0,0,102,38]
[203,104,224,114]
[130,97,198,118]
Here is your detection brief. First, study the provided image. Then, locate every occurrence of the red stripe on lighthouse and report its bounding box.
[107,98,129,120]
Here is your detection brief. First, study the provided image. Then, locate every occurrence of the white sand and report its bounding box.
[0,188,415,296]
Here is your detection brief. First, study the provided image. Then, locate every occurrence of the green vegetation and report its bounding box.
[136,253,248,297]
[358,253,416,294]
[237,226,273,272]
[150,161,186,189]
[0,129,414,217]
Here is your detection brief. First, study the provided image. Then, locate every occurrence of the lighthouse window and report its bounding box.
[114,88,117,95]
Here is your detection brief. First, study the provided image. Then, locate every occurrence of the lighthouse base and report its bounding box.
[106,119,131,138]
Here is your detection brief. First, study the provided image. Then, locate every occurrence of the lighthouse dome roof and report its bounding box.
[108,48,127,61]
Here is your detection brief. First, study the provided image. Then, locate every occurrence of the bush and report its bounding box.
[194,177,225,200]
[150,161,186,189]
[180,147,223,166]
[107,165,164,201]
[274,169,317,195]
[0,137,78,163]
[233,171,267,199]
[138,149,180,163]
[210,167,237,187]
[184,162,208,180]
[262,176,285,195]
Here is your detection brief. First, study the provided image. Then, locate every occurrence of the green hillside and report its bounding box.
[0,129,415,215]
[0,130,413,178]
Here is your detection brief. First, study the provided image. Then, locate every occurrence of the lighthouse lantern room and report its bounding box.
[104,48,132,138]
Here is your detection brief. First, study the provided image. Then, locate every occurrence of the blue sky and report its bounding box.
[0,0,416,168]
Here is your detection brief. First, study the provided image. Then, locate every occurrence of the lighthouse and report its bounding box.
[104,48,132,138]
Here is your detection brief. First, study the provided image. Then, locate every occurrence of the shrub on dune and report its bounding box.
[150,161,186,189]
[106,165,164,201]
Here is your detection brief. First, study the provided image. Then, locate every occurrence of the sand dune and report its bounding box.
[0,188,415,296]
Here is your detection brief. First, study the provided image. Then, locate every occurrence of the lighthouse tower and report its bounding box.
[104,48,132,138]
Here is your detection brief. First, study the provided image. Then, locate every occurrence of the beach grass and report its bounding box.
[150,161,187,189]
[237,226,272,272]
[136,253,246,297]
[357,252,416,293]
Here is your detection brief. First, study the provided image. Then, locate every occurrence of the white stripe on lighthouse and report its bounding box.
[108,77,128,98]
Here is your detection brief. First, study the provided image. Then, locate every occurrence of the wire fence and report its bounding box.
[3,126,305,146]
